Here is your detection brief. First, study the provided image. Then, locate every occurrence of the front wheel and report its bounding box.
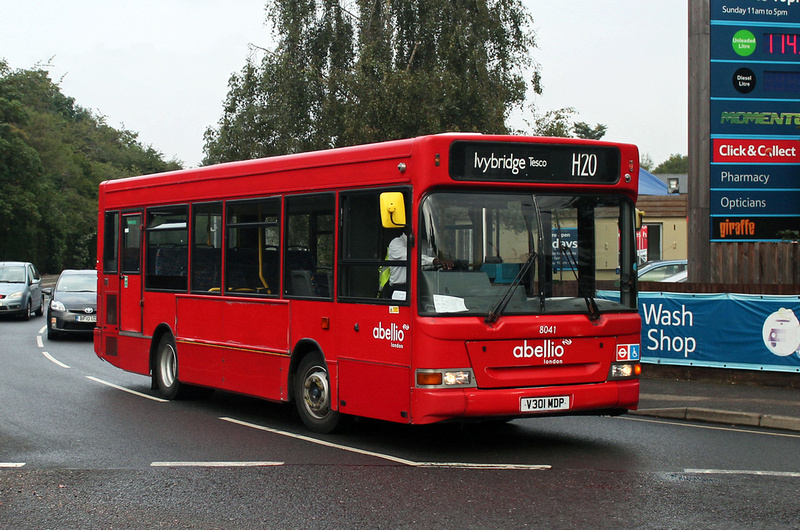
[21,299,32,321]
[294,353,340,433]
[155,334,185,400]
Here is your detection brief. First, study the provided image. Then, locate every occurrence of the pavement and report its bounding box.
[635,367,800,432]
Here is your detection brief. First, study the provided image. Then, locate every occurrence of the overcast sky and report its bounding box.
[2,1,688,168]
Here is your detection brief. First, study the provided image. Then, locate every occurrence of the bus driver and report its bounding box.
[382,232,453,299]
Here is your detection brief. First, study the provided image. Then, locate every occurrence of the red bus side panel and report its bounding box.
[176,295,290,400]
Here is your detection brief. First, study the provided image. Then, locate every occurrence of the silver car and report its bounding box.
[637,259,688,282]
[0,261,44,320]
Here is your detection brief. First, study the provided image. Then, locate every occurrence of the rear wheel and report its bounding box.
[34,295,44,317]
[155,334,185,400]
[294,352,340,433]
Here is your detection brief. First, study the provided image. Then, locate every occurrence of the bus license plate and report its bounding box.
[520,396,570,413]
[76,315,97,323]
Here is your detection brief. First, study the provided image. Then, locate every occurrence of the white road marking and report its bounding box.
[151,461,284,468]
[220,417,550,470]
[86,376,168,403]
[36,336,43,348]
[38,325,46,334]
[0,463,26,468]
[620,415,800,438]
[413,462,552,470]
[42,351,70,369]
[685,469,800,478]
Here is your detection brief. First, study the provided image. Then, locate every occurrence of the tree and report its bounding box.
[203,0,537,163]
[530,107,575,138]
[528,108,607,140]
[653,153,688,174]
[0,60,181,271]
[572,121,607,140]
[639,153,654,172]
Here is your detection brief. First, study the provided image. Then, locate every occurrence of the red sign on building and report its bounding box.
[713,138,799,164]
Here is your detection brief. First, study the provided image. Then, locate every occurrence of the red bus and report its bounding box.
[95,134,642,433]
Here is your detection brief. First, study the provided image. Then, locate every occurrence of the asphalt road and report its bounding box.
[2,315,799,528]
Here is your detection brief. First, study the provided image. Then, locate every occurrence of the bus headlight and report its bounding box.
[608,363,641,380]
[416,369,476,388]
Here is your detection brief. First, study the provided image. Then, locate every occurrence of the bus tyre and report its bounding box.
[155,335,185,400]
[295,353,340,433]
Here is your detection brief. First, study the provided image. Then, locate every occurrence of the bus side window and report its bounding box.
[191,202,222,293]
[339,189,409,302]
[122,214,142,274]
[226,198,280,295]
[103,211,119,274]
[145,206,188,291]
[284,193,335,299]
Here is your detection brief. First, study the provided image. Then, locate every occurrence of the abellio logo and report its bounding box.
[513,339,566,359]
[372,322,405,342]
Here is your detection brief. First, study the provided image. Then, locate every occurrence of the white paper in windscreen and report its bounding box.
[433,295,468,313]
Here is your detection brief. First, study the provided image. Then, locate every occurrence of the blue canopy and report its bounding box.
[638,168,669,196]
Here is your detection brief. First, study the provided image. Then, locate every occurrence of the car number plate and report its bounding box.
[76,315,97,323]
[520,395,570,413]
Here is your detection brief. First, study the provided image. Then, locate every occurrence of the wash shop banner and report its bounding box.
[600,291,800,373]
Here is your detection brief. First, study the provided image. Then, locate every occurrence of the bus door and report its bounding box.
[119,212,143,334]
[98,211,121,364]
[335,189,413,422]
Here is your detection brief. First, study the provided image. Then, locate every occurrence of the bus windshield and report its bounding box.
[418,191,636,318]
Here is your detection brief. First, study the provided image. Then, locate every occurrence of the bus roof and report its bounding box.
[99,133,640,207]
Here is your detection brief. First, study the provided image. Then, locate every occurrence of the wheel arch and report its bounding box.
[288,338,328,405]
[149,323,176,388]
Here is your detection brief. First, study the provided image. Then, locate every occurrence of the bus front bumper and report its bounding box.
[409,379,639,425]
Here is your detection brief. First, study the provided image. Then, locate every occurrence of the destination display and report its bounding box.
[449,141,620,184]
[709,0,800,242]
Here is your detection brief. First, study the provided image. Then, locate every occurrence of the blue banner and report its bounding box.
[600,291,800,372]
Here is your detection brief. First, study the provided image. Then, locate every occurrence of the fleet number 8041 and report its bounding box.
[572,153,598,177]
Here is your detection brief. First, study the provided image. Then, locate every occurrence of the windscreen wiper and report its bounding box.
[485,251,536,324]
[559,240,601,322]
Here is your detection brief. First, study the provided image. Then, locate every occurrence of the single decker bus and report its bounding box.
[95,133,642,433]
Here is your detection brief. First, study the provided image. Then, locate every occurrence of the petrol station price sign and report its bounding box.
[709,0,800,241]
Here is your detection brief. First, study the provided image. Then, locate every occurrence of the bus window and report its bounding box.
[225,198,280,295]
[122,214,142,274]
[103,211,119,274]
[145,206,188,291]
[418,192,635,317]
[191,202,223,293]
[284,193,334,298]
[339,190,409,301]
